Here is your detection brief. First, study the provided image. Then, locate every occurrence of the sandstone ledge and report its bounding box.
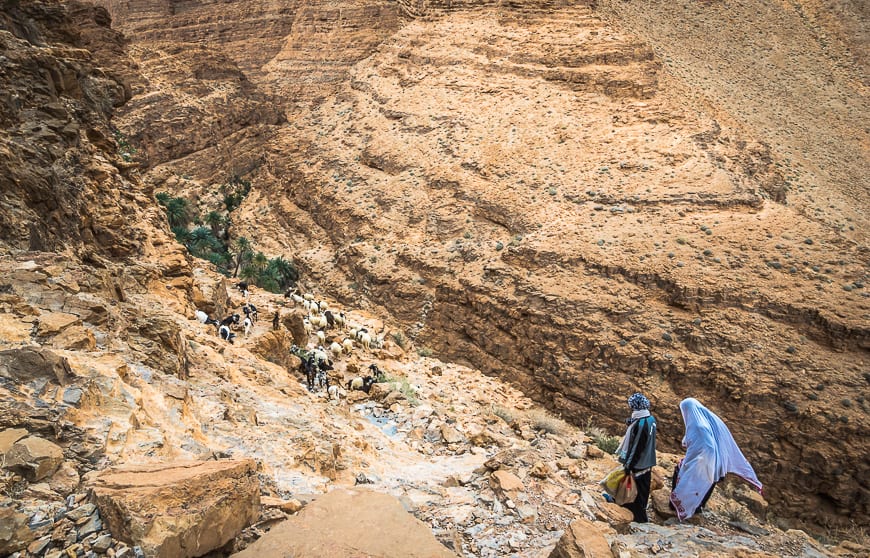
[90,459,259,558]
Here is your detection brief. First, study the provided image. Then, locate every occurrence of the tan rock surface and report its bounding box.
[548,518,613,558]
[1,0,867,547]
[4,436,65,481]
[0,428,28,454]
[90,460,260,558]
[36,312,81,338]
[0,507,35,556]
[232,488,456,558]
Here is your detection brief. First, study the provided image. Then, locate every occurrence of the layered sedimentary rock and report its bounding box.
[34,0,870,530]
[90,460,260,557]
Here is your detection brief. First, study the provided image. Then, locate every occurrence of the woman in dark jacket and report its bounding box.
[617,393,657,522]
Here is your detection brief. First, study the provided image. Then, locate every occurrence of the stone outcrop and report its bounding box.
[3,436,65,482]
[89,460,260,558]
[232,488,456,558]
[2,0,866,539]
[548,518,612,558]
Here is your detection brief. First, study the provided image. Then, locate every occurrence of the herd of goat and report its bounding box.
[194,282,389,398]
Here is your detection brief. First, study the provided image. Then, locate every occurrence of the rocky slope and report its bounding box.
[0,0,867,553]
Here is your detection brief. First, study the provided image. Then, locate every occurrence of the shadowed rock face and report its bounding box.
[0,1,173,257]
[7,0,869,531]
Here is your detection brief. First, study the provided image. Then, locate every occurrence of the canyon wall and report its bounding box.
[68,0,870,529]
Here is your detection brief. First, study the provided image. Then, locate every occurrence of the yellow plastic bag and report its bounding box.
[615,472,638,505]
[600,466,626,496]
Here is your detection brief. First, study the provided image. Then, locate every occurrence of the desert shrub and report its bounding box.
[526,409,568,435]
[585,419,620,454]
[491,405,516,424]
[391,331,407,349]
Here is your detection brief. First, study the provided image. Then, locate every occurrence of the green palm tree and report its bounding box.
[205,211,225,237]
[251,251,268,274]
[188,227,215,258]
[165,197,191,229]
[267,256,299,290]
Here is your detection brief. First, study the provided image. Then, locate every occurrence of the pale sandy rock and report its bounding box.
[47,461,81,496]
[4,436,64,481]
[0,507,34,555]
[490,469,525,500]
[557,457,578,470]
[0,318,33,343]
[23,482,62,500]
[90,459,259,558]
[733,485,768,519]
[586,446,604,459]
[0,428,28,453]
[36,312,81,337]
[440,424,464,444]
[231,489,456,558]
[50,325,96,350]
[592,502,633,533]
[530,461,553,478]
[650,488,676,518]
[548,518,612,558]
[367,381,393,400]
[261,496,303,514]
[651,467,666,491]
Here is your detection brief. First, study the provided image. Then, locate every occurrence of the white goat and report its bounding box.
[243,316,253,337]
[342,337,354,355]
[329,341,343,359]
[303,318,313,337]
[316,330,326,344]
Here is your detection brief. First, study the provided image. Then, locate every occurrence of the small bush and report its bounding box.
[593,432,620,454]
[491,405,515,423]
[526,409,568,435]
[417,347,433,357]
[391,331,407,349]
[585,419,620,454]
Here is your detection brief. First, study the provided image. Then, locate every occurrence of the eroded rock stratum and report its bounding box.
[3,0,868,539]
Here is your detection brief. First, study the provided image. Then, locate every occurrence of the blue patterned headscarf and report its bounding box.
[628,392,650,411]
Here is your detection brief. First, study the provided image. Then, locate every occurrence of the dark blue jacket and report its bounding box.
[621,415,657,472]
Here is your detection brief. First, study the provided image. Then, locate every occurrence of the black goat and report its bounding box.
[368,363,386,382]
[220,314,240,328]
[347,375,375,394]
[242,303,258,323]
[219,325,236,344]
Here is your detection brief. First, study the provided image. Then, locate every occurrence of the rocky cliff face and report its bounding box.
[3,0,867,538]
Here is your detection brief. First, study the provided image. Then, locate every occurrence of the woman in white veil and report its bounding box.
[669,398,763,520]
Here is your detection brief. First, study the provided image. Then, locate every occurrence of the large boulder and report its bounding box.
[232,489,456,558]
[90,460,259,558]
[3,436,64,481]
[548,518,612,558]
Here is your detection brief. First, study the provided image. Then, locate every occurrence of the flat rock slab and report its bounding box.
[232,488,456,558]
[90,459,259,558]
[4,436,64,481]
[0,428,29,453]
[548,518,612,558]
